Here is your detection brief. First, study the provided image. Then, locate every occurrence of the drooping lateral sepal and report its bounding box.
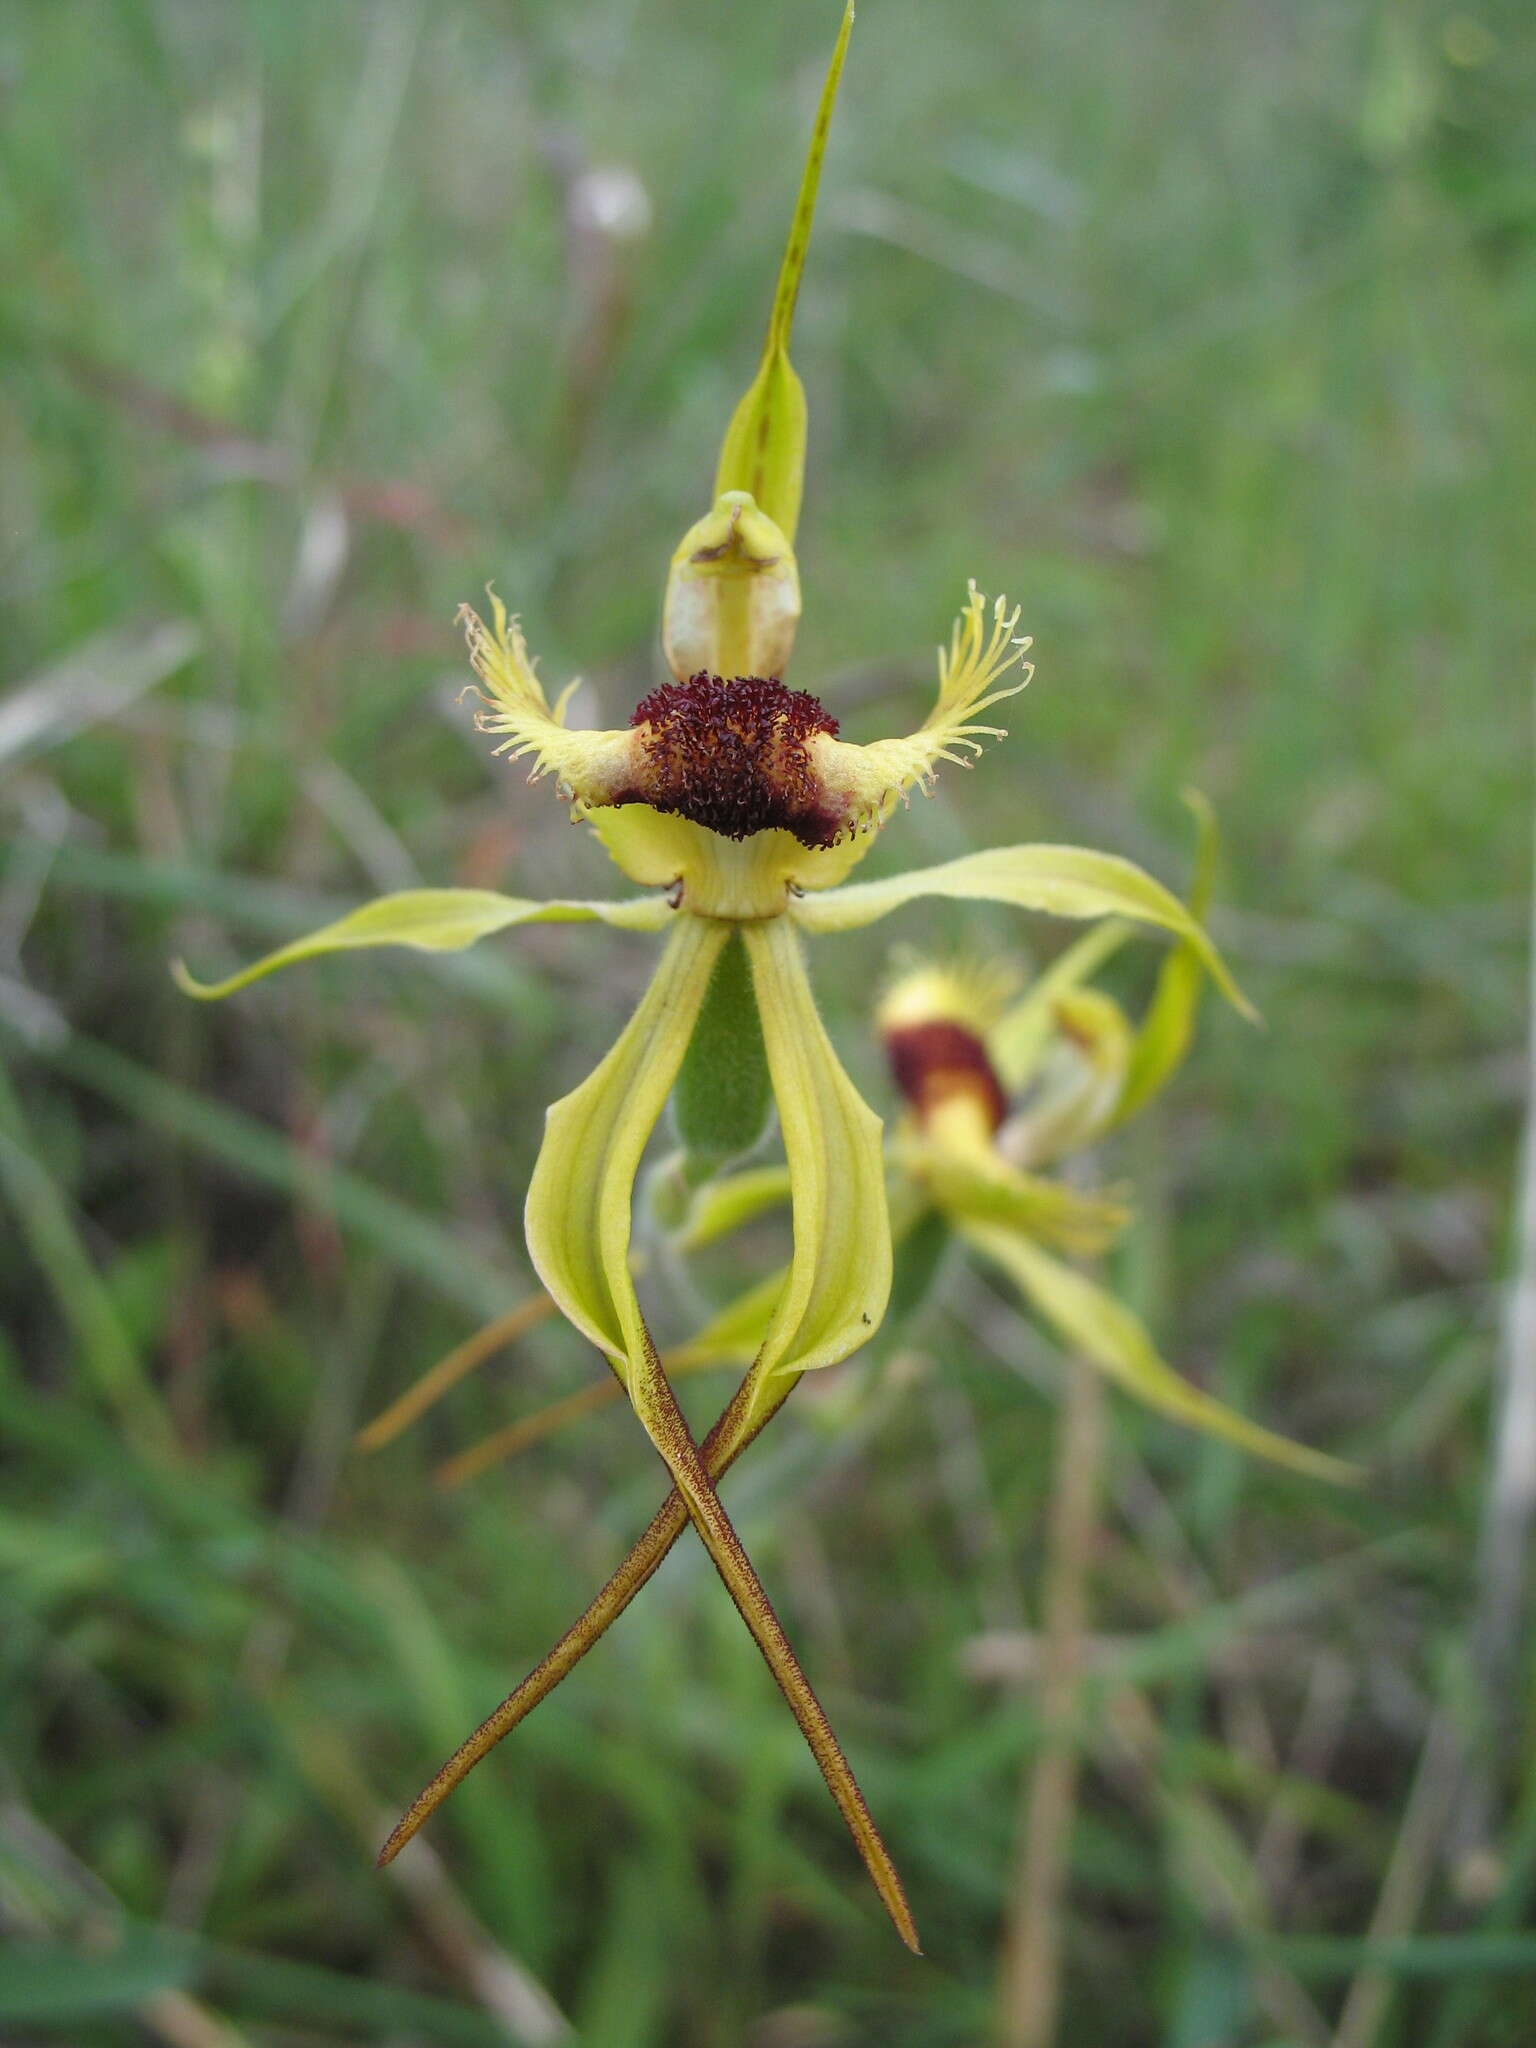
[521,914,919,1949]
[524,916,728,1374]
[742,917,891,1376]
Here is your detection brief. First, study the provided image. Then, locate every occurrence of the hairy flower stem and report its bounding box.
[379,1347,920,1952]
[628,1328,920,1951]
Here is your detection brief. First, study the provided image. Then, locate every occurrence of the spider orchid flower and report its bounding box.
[340,820,1352,1922]
[176,5,1248,1947]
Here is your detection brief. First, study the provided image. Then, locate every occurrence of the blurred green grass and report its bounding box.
[3,0,1535,2041]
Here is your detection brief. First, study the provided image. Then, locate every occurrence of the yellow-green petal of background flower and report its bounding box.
[792,844,1254,1019]
[1112,790,1220,1125]
[744,918,891,1378]
[674,1163,794,1254]
[525,917,728,1382]
[991,919,1131,1092]
[173,887,673,999]
[912,1140,1128,1255]
[960,1220,1360,1485]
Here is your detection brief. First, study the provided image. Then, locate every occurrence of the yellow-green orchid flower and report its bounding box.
[176,6,1249,1948]
[361,816,1325,1483]
[344,832,1352,1919]
[368,812,1352,1492]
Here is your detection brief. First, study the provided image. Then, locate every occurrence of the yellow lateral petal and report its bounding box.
[743,918,890,1375]
[961,1221,1361,1486]
[173,887,671,1000]
[791,843,1254,1019]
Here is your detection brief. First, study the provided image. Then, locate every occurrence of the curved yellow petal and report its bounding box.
[172,886,671,1000]
[791,842,1254,1018]
[1112,789,1220,1126]
[743,918,890,1377]
[961,1221,1360,1486]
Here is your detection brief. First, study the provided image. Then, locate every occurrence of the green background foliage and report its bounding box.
[2,0,1533,2040]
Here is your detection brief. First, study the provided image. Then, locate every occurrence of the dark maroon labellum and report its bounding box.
[624,674,843,847]
[885,1020,1008,1133]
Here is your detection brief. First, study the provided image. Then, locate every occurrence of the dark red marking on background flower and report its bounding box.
[884,1020,1008,1133]
[622,674,843,846]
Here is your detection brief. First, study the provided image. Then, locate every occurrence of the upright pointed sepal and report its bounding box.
[711,0,854,545]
